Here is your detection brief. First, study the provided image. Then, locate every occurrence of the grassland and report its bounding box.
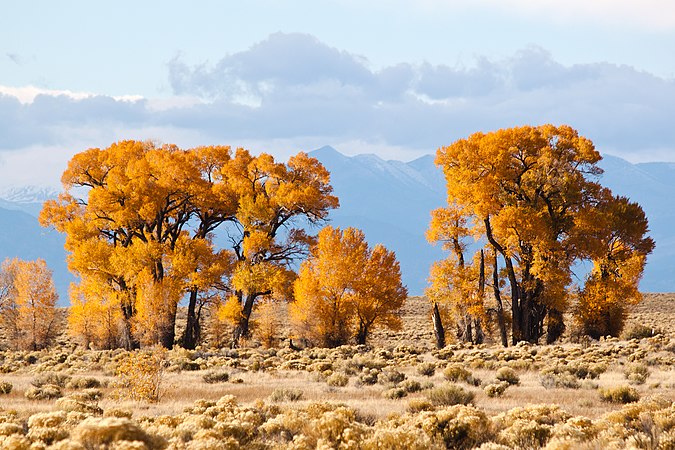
[0,294,674,449]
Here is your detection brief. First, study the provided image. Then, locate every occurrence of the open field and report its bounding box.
[0,294,674,449]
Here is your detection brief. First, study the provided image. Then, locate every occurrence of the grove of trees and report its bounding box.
[3,124,651,352]
[40,140,339,349]
[427,125,654,346]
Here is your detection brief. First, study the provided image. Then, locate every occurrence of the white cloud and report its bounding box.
[0,33,674,178]
[0,85,143,104]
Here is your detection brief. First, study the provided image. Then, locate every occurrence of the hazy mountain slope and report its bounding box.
[0,206,73,302]
[598,156,675,291]
[309,146,445,294]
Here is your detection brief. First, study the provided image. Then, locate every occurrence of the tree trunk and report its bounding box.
[159,311,176,349]
[432,302,446,349]
[356,321,369,345]
[232,292,256,348]
[546,308,565,344]
[492,252,508,347]
[484,217,522,344]
[473,318,484,344]
[181,288,201,349]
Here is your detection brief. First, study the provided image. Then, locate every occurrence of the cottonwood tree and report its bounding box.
[41,140,337,349]
[426,206,488,345]
[0,258,60,350]
[291,226,407,347]
[431,125,653,345]
[221,150,339,346]
[575,194,654,338]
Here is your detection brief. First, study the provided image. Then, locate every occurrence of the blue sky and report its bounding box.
[1,0,675,187]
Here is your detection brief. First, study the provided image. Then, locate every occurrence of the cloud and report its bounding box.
[373,0,675,31]
[1,33,674,176]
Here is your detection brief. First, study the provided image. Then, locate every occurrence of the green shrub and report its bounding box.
[427,384,475,406]
[599,385,640,404]
[383,387,407,399]
[378,369,406,386]
[622,324,661,340]
[540,373,581,390]
[485,381,509,398]
[443,364,471,382]
[31,372,71,388]
[624,363,650,385]
[202,370,230,384]
[327,372,349,387]
[66,377,102,389]
[417,362,436,377]
[269,387,304,402]
[25,384,62,400]
[495,367,520,386]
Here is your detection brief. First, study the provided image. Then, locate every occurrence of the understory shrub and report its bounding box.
[599,385,640,404]
[427,384,475,406]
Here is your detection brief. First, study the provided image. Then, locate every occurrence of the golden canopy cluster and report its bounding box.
[427,125,654,346]
[0,124,654,351]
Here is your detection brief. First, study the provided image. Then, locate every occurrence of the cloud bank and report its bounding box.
[1,32,674,186]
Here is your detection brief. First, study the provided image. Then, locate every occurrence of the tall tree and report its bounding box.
[574,194,654,338]
[0,258,60,350]
[432,125,653,344]
[41,141,337,349]
[221,150,339,346]
[290,226,406,347]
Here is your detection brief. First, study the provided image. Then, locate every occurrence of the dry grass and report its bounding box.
[0,294,673,448]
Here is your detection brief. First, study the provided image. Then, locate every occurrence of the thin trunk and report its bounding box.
[159,306,177,349]
[492,252,508,347]
[484,217,522,344]
[473,318,484,344]
[432,302,446,349]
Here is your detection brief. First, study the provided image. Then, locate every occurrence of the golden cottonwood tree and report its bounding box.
[426,207,488,345]
[0,258,60,350]
[575,194,654,338]
[291,226,407,347]
[40,141,225,349]
[41,140,337,349]
[220,149,339,346]
[432,125,653,344]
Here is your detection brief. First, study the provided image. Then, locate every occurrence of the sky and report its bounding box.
[1,0,675,189]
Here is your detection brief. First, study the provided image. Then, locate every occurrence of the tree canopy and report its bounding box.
[40,140,338,349]
[429,125,654,344]
[291,226,407,347]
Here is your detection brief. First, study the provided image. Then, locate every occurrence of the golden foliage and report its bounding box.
[0,258,60,350]
[291,226,407,347]
[40,140,338,349]
[432,125,653,344]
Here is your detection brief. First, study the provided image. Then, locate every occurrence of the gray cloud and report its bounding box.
[1,33,674,162]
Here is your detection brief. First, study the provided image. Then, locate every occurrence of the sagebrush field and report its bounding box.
[0,294,674,449]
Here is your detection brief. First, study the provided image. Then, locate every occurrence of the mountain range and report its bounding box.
[0,147,673,304]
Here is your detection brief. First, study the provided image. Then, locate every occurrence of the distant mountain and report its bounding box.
[0,205,73,302]
[0,149,673,303]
